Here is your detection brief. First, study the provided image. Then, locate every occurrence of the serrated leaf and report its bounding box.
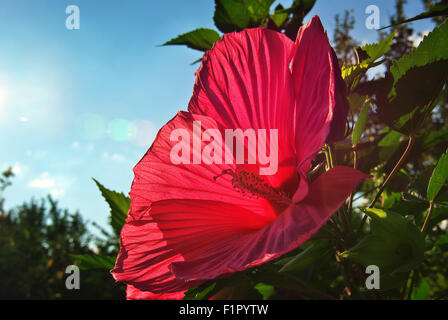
[427,149,448,202]
[213,0,274,33]
[342,33,394,89]
[390,20,448,95]
[361,31,395,63]
[71,254,116,271]
[352,102,369,146]
[93,178,130,235]
[163,28,221,52]
[377,60,448,135]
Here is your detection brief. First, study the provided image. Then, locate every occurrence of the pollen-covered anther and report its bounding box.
[214,169,292,206]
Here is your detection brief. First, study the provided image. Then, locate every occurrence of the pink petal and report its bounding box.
[129,111,277,222]
[327,48,349,142]
[171,166,369,280]
[291,16,339,173]
[188,27,297,165]
[126,284,185,300]
[112,199,273,294]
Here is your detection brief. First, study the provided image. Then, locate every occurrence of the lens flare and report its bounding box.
[108,118,137,142]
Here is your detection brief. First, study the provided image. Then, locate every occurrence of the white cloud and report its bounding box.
[408,30,430,47]
[27,172,73,198]
[28,172,55,189]
[72,141,80,148]
[19,116,28,122]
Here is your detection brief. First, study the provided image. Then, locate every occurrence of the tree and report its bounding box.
[0,170,124,299]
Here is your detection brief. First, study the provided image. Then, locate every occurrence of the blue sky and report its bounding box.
[0,0,434,234]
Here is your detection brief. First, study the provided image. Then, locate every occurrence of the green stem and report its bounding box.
[347,146,358,223]
[358,135,415,233]
[369,135,415,208]
[421,201,434,233]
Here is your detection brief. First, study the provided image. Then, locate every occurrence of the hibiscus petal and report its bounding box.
[130,111,277,221]
[112,199,272,294]
[171,166,369,280]
[188,27,296,164]
[327,48,349,142]
[126,284,185,300]
[291,16,340,173]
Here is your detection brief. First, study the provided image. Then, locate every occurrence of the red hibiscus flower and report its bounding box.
[111,16,369,300]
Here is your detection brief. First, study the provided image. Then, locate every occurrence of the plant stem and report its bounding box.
[400,275,409,300]
[358,135,415,233]
[421,201,434,232]
[369,135,415,208]
[347,146,358,221]
[407,272,416,300]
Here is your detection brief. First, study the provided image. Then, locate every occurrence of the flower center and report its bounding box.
[214,169,292,209]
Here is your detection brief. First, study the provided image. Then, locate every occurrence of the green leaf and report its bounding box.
[361,31,395,63]
[411,278,430,300]
[292,0,316,15]
[183,282,218,300]
[348,93,367,111]
[381,2,448,29]
[254,283,275,300]
[341,61,369,89]
[269,4,288,27]
[279,239,332,272]
[352,101,369,146]
[213,0,274,33]
[163,28,221,52]
[435,233,448,249]
[390,20,448,95]
[93,178,130,235]
[71,254,116,271]
[427,149,448,202]
[375,22,448,133]
[342,209,425,279]
[342,32,394,89]
[378,129,402,162]
[377,60,448,135]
